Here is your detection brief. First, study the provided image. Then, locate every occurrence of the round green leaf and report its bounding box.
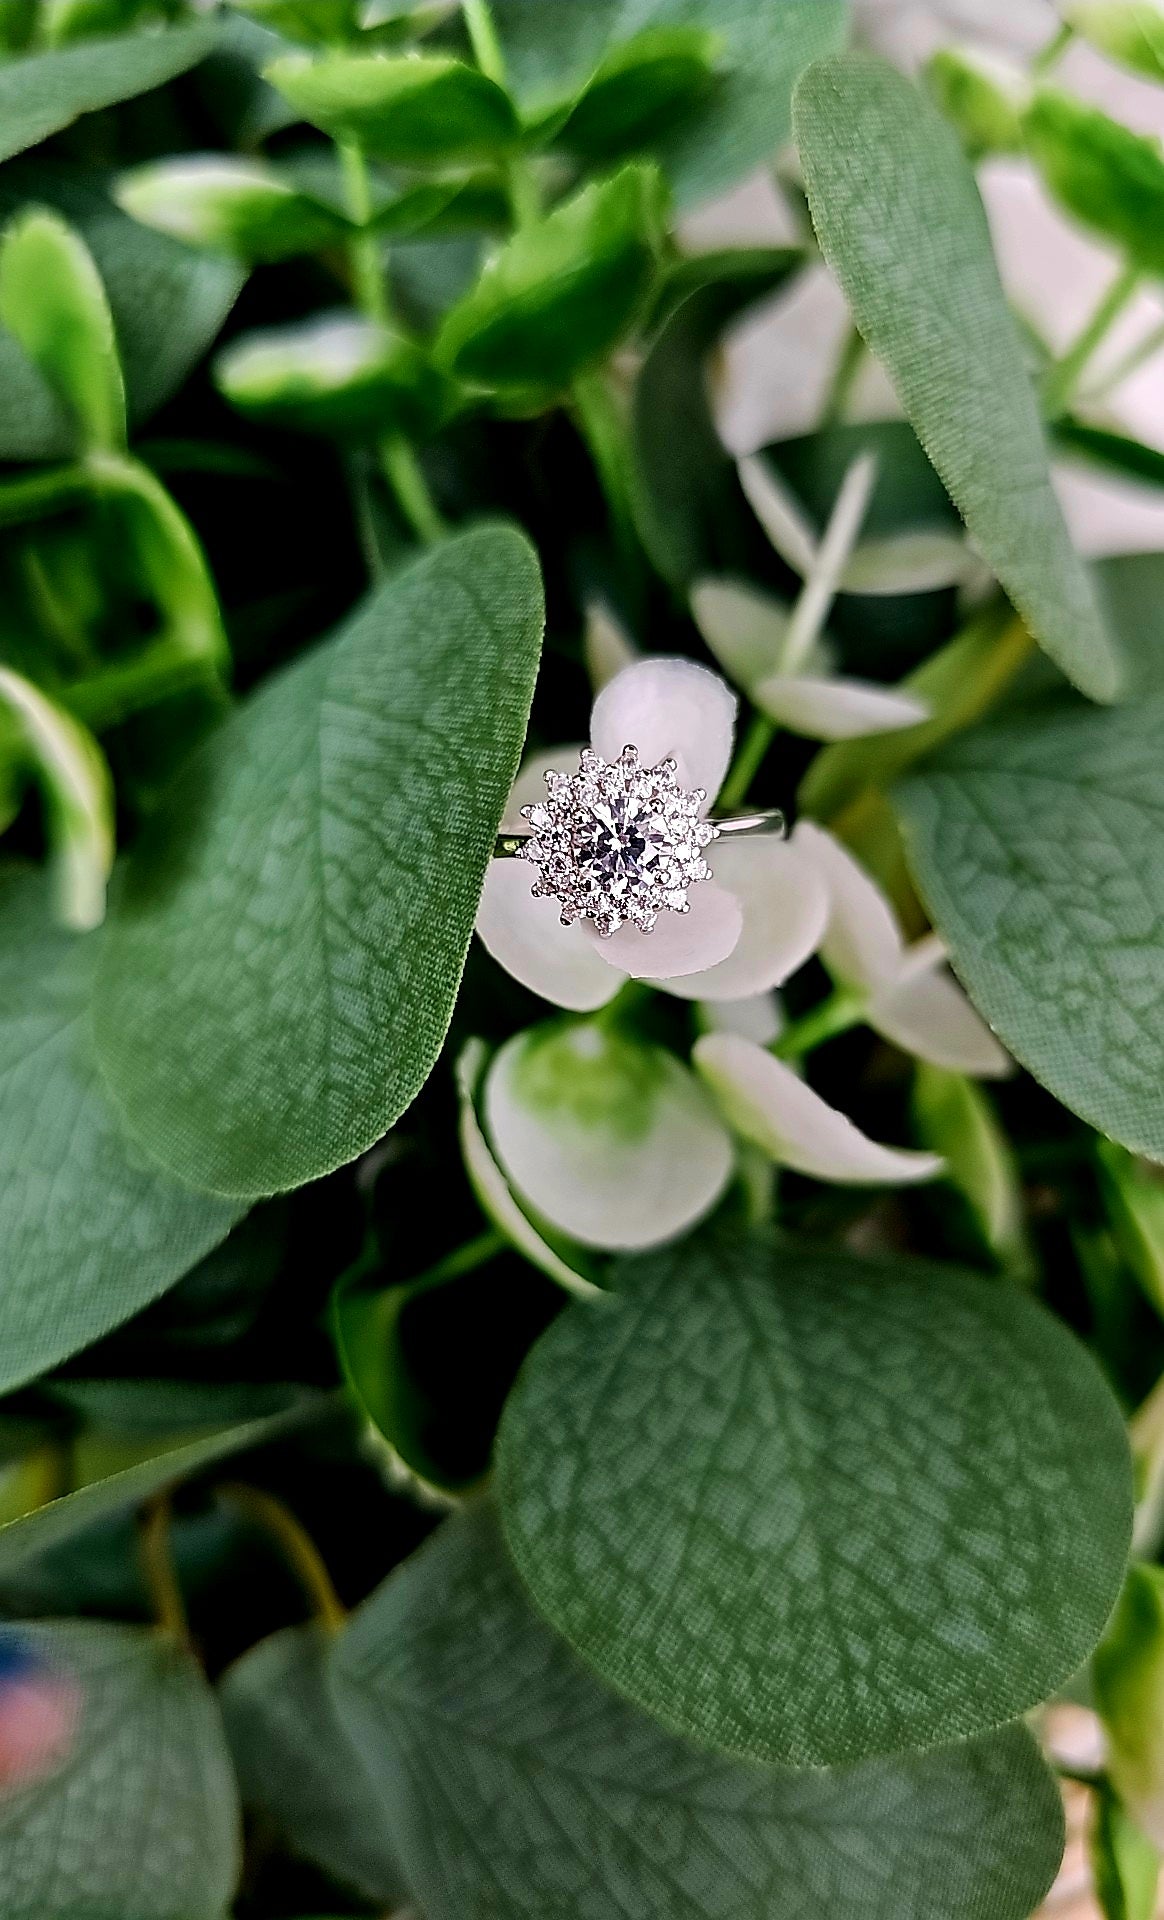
[215,313,446,438]
[1025,88,1164,278]
[332,1502,1066,1920]
[794,53,1123,705]
[265,51,519,164]
[0,867,241,1396]
[93,527,544,1199]
[896,688,1164,1162]
[497,1229,1132,1768]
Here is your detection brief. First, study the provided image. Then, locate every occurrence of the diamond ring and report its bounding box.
[493,744,786,937]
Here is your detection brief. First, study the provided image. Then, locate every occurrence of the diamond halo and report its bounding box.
[517,744,718,937]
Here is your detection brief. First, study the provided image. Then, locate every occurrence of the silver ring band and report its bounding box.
[494,807,786,859]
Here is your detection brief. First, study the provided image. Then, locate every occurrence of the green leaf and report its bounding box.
[1062,1,1164,81]
[1025,88,1164,277]
[551,26,721,162]
[265,51,519,164]
[0,669,113,930]
[895,688,1164,1161]
[0,867,241,1395]
[0,1396,315,1574]
[1055,417,1164,494]
[0,23,217,165]
[497,1227,1131,1768]
[230,0,359,44]
[493,0,848,207]
[436,163,664,393]
[1095,1564,1164,1850]
[913,1063,1032,1276]
[0,1620,239,1919]
[220,1623,407,1908]
[794,53,1123,704]
[117,155,351,264]
[1092,1781,1161,1920]
[93,527,544,1199]
[926,46,1028,157]
[215,313,446,439]
[332,1501,1065,1920]
[0,209,125,450]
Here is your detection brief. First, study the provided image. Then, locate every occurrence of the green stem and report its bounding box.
[461,0,507,84]
[772,988,865,1061]
[218,1484,346,1634]
[819,325,865,428]
[1087,315,1164,402]
[718,711,775,812]
[139,1496,188,1644]
[1041,262,1140,420]
[572,370,638,564]
[421,1227,507,1289]
[0,463,89,528]
[594,978,654,1033]
[380,434,446,545]
[1032,21,1074,75]
[66,637,228,731]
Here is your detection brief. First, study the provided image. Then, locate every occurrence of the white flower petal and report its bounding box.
[656,840,827,1001]
[840,529,975,596]
[456,1043,600,1299]
[792,820,904,992]
[584,601,637,691]
[485,1023,734,1250]
[698,991,782,1047]
[736,453,819,575]
[588,880,743,980]
[694,1033,944,1185]
[476,861,623,1012]
[690,577,790,689]
[871,967,1012,1078]
[754,672,929,740]
[590,656,737,802]
[501,742,586,834]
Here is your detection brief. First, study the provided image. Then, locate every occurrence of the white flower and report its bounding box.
[795,820,1012,1076]
[692,453,942,743]
[476,655,828,1012]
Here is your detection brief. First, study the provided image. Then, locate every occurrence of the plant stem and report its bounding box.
[461,0,506,84]
[380,434,446,545]
[139,1495,188,1643]
[1032,21,1074,75]
[572,370,639,563]
[718,711,774,812]
[423,1226,507,1287]
[219,1484,346,1634]
[0,463,89,528]
[772,988,865,1061]
[819,324,866,427]
[1086,315,1164,403]
[1041,262,1140,419]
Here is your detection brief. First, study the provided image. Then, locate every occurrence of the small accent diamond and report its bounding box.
[518,745,718,936]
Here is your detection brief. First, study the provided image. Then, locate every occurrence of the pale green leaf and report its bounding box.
[265,51,519,164]
[1062,2,1164,81]
[1025,88,1164,278]
[497,1228,1131,1767]
[94,527,544,1198]
[895,689,1164,1161]
[0,867,241,1395]
[332,1501,1065,1920]
[117,155,351,264]
[794,53,1122,703]
[0,209,125,450]
[0,24,217,165]
[0,1620,239,1919]
[0,669,113,929]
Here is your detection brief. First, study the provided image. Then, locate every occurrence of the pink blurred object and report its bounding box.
[0,1639,81,1791]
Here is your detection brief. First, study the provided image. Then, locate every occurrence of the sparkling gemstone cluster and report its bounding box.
[518,744,717,936]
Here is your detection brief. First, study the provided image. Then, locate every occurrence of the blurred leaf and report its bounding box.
[230,0,359,42]
[117,155,351,264]
[0,668,113,929]
[332,1501,1064,1920]
[1055,417,1164,493]
[1095,1563,1164,1851]
[0,210,125,451]
[1099,1140,1164,1319]
[266,51,519,163]
[550,25,721,161]
[41,0,166,43]
[0,868,242,1394]
[0,23,218,165]
[215,313,446,438]
[0,1395,317,1573]
[913,1063,1032,1276]
[926,46,1028,157]
[795,53,1123,704]
[1092,1782,1160,1920]
[94,527,544,1199]
[1026,88,1164,277]
[436,163,665,393]
[1062,1,1164,80]
[0,1620,239,1920]
[220,1623,408,1906]
[497,1226,1131,1767]
[1094,550,1164,694]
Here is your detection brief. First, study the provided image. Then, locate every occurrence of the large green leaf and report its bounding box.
[896,686,1164,1161]
[0,24,217,165]
[0,867,241,1396]
[220,1623,407,1908]
[332,1502,1065,1920]
[493,0,849,207]
[94,527,544,1198]
[0,1620,239,1919]
[794,53,1122,704]
[497,1229,1131,1768]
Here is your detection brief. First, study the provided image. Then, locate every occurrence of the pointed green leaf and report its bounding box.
[896,689,1164,1161]
[0,23,217,165]
[0,669,113,929]
[0,209,125,450]
[94,527,544,1198]
[215,313,446,438]
[497,1228,1131,1768]
[1062,1,1164,80]
[220,1623,407,1907]
[0,868,241,1395]
[1095,1564,1164,1850]
[0,1620,239,1919]
[265,51,519,164]
[1026,88,1164,277]
[1091,1781,1161,1920]
[230,0,359,44]
[794,53,1122,704]
[332,1502,1065,1920]
[551,26,720,162]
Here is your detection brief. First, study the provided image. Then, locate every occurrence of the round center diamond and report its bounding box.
[518,745,717,936]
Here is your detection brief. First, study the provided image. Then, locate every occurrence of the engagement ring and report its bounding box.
[493,744,785,937]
